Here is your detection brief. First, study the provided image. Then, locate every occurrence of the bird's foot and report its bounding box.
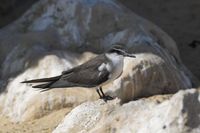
[100,95,114,102]
[96,87,114,102]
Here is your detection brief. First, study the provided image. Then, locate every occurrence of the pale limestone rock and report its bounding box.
[53,89,200,133]
[0,52,97,122]
[106,53,193,102]
[0,0,198,122]
[53,99,121,133]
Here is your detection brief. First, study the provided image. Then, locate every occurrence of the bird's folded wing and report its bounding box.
[61,66,110,87]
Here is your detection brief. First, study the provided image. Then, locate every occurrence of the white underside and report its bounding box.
[98,53,124,86]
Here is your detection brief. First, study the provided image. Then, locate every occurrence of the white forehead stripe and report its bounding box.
[112,48,124,53]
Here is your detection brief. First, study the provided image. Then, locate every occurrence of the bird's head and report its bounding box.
[108,43,136,58]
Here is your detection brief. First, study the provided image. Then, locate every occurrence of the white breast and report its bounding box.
[105,53,124,82]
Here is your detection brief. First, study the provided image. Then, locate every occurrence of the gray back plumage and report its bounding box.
[58,54,110,87]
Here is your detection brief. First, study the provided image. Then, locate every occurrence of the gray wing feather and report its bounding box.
[27,54,109,89]
[58,54,110,87]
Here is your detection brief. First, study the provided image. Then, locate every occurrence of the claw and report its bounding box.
[101,95,114,102]
[96,86,114,102]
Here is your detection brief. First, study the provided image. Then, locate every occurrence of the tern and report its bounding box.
[22,44,136,101]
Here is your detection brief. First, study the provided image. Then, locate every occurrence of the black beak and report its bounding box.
[122,51,136,58]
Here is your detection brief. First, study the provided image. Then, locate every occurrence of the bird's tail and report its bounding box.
[21,76,60,83]
[21,76,61,91]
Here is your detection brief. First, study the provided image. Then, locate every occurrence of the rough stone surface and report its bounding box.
[107,53,193,102]
[0,0,198,122]
[118,0,200,80]
[1,0,200,81]
[0,52,97,122]
[53,89,200,133]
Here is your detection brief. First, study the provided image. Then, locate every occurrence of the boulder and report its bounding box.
[53,89,200,133]
[0,0,198,122]
[0,52,97,122]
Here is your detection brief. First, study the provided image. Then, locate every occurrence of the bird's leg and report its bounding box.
[99,87,106,97]
[96,87,103,99]
[99,87,113,102]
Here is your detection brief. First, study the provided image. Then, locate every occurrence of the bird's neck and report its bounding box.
[105,53,124,81]
[105,53,124,66]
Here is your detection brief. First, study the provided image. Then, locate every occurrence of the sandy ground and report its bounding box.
[0,108,71,133]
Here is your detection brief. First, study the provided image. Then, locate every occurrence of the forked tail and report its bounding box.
[21,76,61,90]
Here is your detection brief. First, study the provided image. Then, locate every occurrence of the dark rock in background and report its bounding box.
[1,0,199,80]
[0,0,38,27]
[119,0,200,80]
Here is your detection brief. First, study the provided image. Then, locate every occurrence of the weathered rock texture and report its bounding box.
[1,0,200,81]
[53,89,200,133]
[119,0,200,80]
[0,0,198,122]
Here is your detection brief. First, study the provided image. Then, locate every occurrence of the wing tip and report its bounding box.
[21,81,28,83]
